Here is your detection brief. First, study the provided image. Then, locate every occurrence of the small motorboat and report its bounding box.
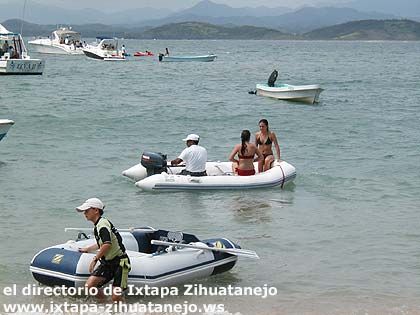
[103,55,127,61]
[255,69,323,104]
[28,27,85,55]
[0,119,14,142]
[30,226,257,288]
[158,54,216,62]
[134,51,154,57]
[83,37,126,61]
[0,24,45,75]
[122,151,296,192]
[256,83,323,104]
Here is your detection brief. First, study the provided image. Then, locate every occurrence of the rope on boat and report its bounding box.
[279,163,285,189]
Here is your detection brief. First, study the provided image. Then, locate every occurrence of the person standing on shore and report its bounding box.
[77,198,131,302]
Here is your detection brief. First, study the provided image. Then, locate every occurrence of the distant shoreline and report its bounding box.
[3,19,420,41]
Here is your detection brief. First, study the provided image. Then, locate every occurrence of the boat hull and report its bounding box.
[256,83,323,104]
[123,161,296,192]
[160,55,217,62]
[30,228,238,288]
[0,59,44,75]
[82,49,105,60]
[83,49,125,61]
[103,56,126,61]
[28,41,84,55]
[0,119,14,142]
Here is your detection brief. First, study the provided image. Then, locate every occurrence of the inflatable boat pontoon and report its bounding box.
[122,151,296,192]
[0,119,14,142]
[30,227,255,288]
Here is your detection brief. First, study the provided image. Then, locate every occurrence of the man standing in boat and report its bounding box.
[77,198,131,302]
[171,134,208,176]
[1,40,8,57]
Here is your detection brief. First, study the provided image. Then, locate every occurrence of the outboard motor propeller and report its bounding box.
[141,151,167,177]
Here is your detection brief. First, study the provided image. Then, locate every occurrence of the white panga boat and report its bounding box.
[158,54,216,62]
[122,152,296,192]
[0,119,14,142]
[256,83,323,104]
[30,227,257,288]
[83,37,126,61]
[0,24,45,75]
[28,27,84,55]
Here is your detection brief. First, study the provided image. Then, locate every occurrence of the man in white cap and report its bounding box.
[171,133,207,176]
[77,198,131,302]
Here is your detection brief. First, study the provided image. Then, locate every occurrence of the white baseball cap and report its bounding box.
[182,134,199,141]
[76,198,105,212]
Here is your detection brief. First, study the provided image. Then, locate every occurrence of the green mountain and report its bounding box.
[304,19,420,40]
[2,19,292,40]
[136,22,293,40]
[2,19,137,38]
[3,19,420,40]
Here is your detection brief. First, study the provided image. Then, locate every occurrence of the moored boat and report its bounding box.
[134,51,154,57]
[83,37,126,61]
[256,83,323,104]
[0,24,45,75]
[0,119,14,142]
[122,151,296,192]
[30,227,254,288]
[28,27,84,55]
[158,54,216,62]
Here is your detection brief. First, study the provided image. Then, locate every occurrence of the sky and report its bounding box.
[3,0,350,11]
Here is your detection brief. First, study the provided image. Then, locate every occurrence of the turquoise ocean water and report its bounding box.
[1,40,420,314]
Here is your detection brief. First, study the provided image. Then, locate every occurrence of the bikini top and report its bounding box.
[256,134,272,146]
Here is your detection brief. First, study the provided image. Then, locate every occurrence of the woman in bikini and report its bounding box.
[229,130,263,176]
[255,119,281,173]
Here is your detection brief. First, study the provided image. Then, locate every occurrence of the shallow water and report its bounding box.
[1,40,420,314]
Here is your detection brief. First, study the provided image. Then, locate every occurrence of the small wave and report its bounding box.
[28,113,60,119]
[237,233,272,240]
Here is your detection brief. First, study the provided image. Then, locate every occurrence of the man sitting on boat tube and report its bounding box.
[171,134,207,176]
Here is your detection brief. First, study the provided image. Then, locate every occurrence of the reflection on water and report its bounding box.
[229,196,272,224]
[228,192,295,225]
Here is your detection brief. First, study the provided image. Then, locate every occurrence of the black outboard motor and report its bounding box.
[158,53,164,62]
[141,151,167,177]
[267,69,278,87]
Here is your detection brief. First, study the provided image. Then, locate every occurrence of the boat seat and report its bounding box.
[132,231,153,254]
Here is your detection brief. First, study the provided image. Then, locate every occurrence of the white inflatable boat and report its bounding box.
[0,119,14,142]
[122,152,296,192]
[30,227,257,288]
